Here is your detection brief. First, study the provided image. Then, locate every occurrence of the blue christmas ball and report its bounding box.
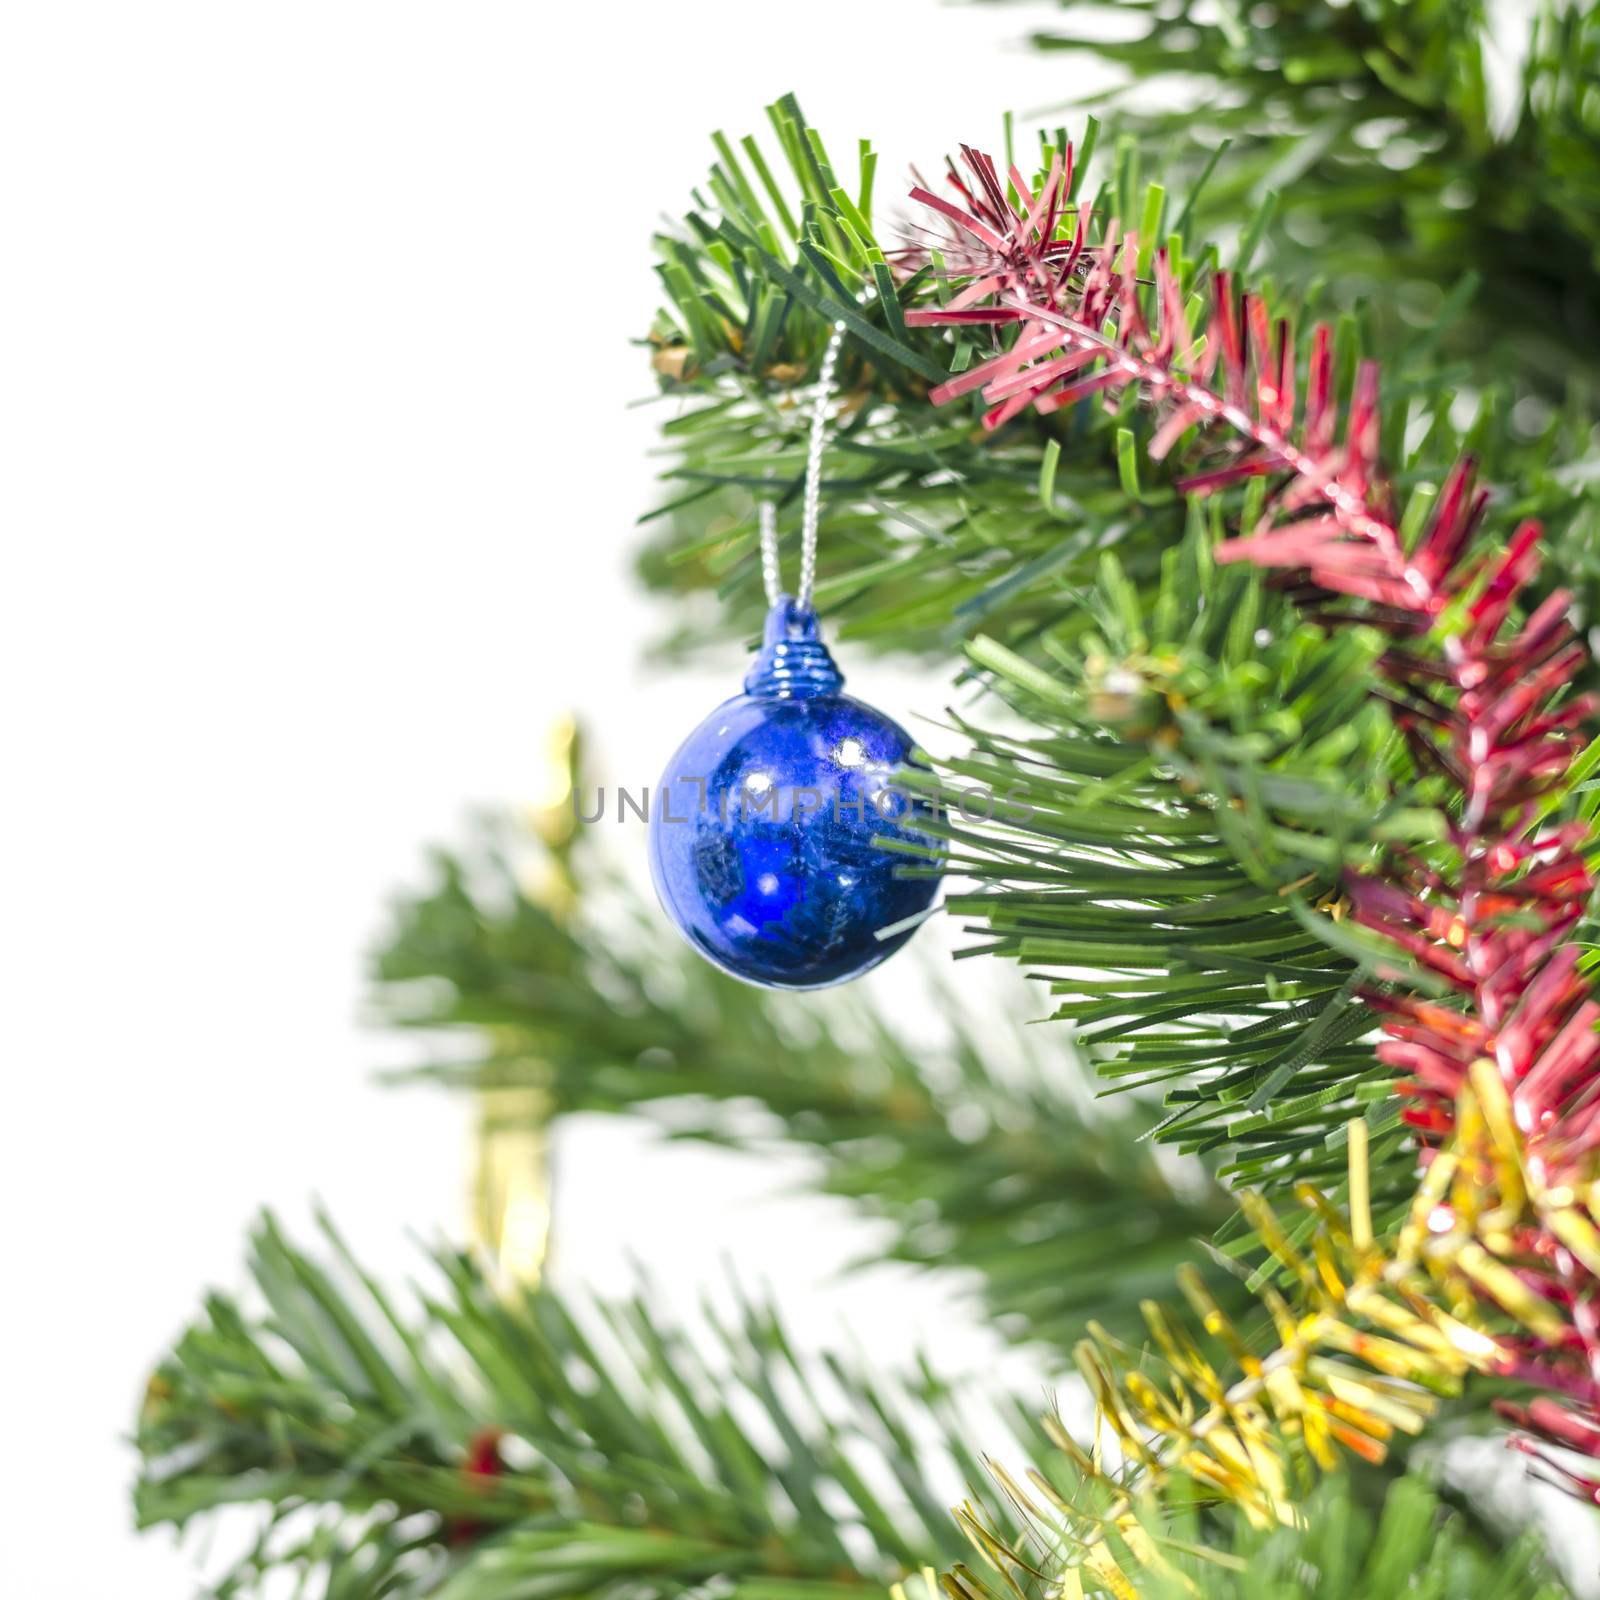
[649,598,943,990]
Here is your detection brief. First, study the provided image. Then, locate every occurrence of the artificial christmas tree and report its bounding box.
[135,4,1600,1593]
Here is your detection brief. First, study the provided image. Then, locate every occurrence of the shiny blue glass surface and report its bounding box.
[649,598,943,989]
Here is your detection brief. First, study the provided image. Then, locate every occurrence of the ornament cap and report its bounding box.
[744,597,845,699]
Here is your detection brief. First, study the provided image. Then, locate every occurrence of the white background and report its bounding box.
[2,2,1587,1595]
[0,4,1085,1593]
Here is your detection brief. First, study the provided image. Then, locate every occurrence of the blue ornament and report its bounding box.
[649,597,943,990]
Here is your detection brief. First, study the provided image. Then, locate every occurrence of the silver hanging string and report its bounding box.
[760,318,847,609]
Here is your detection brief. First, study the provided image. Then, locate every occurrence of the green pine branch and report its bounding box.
[982,0,1600,627]
[994,0,1600,395]
[641,95,1190,658]
[369,815,1241,1352]
[133,1216,1561,1599]
[135,1210,1047,1598]
[907,511,1427,1228]
[641,95,1598,663]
